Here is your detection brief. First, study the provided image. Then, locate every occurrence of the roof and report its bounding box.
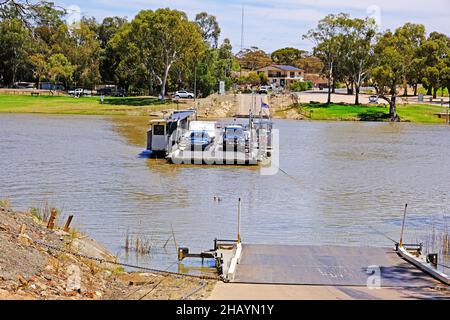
[304,73,328,84]
[168,110,196,121]
[272,65,303,71]
[257,64,304,72]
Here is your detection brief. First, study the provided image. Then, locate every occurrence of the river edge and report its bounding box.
[1,93,447,123]
[0,203,216,300]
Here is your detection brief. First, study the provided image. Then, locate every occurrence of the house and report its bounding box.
[303,73,329,89]
[256,65,304,88]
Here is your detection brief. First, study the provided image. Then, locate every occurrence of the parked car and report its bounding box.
[369,95,379,104]
[180,130,213,150]
[114,88,127,97]
[173,90,195,99]
[13,82,35,89]
[68,88,91,96]
[97,87,113,96]
[222,125,246,151]
[258,85,272,94]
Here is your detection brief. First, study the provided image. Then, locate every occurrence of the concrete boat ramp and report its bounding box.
[209,244,450,300]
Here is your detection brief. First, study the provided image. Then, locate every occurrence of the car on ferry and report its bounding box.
[222,125,247,151]
[180,130,213,150]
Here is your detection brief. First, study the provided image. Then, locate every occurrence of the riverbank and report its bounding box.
[0,94,174,116]
[1,93,448,123]
[275,102,448,123]
[0,201,216,300]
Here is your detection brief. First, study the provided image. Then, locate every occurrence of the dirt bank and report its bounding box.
[0,202,216,300]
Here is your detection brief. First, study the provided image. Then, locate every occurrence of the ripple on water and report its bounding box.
[1,115,450,270]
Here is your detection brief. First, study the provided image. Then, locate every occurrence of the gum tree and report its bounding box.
[304,14,345,105]
[372,31,404,121]
[420,32,450,98]
[395,23,426,96]
[195,12,220,48]
[342,17,377,105]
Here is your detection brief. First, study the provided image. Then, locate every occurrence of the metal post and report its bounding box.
[447,100,449,125]
[194,63,197,101]
[399,204,408,247]
[237,198,241,243]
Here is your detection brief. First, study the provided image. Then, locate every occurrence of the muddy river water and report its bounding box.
[1,114,449,270]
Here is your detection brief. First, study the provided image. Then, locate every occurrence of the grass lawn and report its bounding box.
[418,87,449,97]
[278,102,448,123]
[0,94,173,115]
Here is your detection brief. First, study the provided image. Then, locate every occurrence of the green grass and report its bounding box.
[0,94,173,115]
[418,87,449,97]
[280,102,448,123]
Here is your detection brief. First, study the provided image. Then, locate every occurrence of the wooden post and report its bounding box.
[63,215,74,232]
[47,208,58,230]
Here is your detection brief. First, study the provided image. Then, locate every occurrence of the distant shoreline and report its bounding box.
[0,94,448,124]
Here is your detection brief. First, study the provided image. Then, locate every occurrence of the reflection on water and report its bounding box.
[1,114,449,271]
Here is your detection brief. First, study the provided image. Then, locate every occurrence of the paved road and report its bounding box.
[208,244,450,300]
[209,282,449,300]
[235,94,270,117]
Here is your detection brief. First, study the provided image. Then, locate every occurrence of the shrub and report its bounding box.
[290,81,312,92]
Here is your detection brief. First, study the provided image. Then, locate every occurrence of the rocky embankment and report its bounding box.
[0,202,216,300]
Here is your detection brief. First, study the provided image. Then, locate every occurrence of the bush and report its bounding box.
[290,81,312,92]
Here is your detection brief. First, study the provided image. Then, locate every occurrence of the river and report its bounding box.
[1,114,449,271]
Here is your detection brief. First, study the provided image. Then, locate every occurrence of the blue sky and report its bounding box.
[56,0,450,53]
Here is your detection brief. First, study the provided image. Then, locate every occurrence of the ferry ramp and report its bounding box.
[235,94,270,117]
[232,244,440,288]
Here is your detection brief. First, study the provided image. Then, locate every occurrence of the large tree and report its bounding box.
[296,55,323,74]
[69,17,101,88]
[47,53,73,89]
[236,47,272,71]
[342,17,377,105]
[304,13,347,104]
[395,23,426,96]
[0,17,31,85]
[271,47,306,66]
[113,9,204,100]
[372,31,405,121]
[195,12,220,48]
[98,16,127,83]
[420,32,450,98]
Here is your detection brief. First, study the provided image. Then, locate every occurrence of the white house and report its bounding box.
[256,64,305,88]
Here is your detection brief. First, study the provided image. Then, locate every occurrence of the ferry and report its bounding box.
[145,109,273,165]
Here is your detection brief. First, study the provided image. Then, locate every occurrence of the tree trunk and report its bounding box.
[413,83,418,96]
[433,87,437,99]
[427,87,432,95]
[327,63,332,105]
[403,77,408,96]
[347,82,354,95]
[160,64,171,102]
[355,86,360,105]
[389,96,399,121]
